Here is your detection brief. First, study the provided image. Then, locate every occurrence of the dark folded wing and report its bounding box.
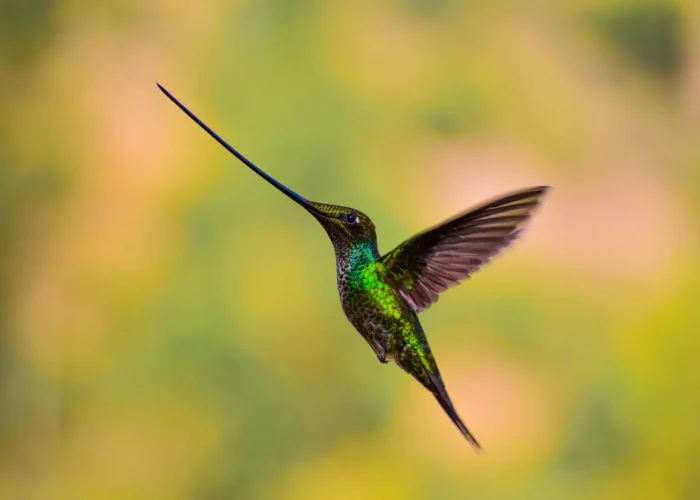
[380,186,549,312]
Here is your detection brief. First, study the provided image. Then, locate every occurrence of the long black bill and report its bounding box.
[157,83,315,212]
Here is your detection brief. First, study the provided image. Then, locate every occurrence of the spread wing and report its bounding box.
[379,186,549,312]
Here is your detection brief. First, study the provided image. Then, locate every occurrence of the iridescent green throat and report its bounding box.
[346,241,380,289]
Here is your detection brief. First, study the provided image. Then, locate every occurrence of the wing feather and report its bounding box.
[379,186,549,312]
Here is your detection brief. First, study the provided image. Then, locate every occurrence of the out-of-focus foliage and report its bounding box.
[588,1,683,77]
[1,0,699,499]
[0,0,54,68]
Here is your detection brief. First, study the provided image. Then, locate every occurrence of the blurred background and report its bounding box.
[1,0,699,498]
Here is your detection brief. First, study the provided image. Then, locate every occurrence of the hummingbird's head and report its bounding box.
[305,202,377,249]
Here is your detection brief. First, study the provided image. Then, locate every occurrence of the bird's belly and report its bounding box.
[340,288,413,360]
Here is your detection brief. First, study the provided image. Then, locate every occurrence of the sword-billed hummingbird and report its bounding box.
[158,84,549,453]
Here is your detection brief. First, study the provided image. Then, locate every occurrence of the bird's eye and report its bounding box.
[345,214,358,224]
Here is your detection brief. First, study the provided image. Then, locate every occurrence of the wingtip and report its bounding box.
[526,185,551,202]
[538,186,553,202]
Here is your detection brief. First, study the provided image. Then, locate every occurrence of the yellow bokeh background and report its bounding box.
[1,0,699,498]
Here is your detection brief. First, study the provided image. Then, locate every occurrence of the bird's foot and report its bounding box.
[374,346,389,364]
[370,339,388,363]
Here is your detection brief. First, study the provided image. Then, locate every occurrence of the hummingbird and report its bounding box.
[158,83,549,453]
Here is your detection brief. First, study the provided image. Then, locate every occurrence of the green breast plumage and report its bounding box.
[335,241,426,364]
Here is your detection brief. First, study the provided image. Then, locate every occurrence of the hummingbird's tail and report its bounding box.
[396,326,482,452]
[426,370,483,453]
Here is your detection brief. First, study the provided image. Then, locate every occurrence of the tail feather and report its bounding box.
[428,371,483,453]
[395,327,482,453]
